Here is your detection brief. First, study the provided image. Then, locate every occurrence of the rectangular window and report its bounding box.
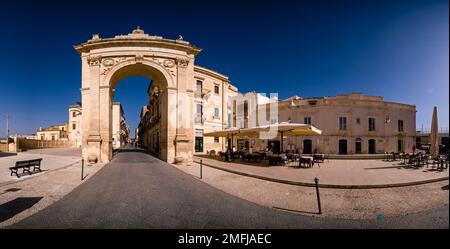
[214,137,219,143]
[304,117,311,125]
[243,101,248,117]
[195,80,203,98]
[398,120,404,132]
[214,107,220,118]
[72,124,76,130]
[369,118,376,131]
[195,104,203,124]
[339,117,347,130]
[214,85,219,95]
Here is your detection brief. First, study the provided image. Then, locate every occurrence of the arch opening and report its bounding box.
[105,62,171,161]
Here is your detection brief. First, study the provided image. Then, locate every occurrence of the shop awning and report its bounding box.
[204,122,322,138]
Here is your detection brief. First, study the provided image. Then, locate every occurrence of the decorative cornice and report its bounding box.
[194,65,229,82]
[74,37,202,56]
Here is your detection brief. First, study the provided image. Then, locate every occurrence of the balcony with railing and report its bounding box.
[194,89,211,99]
[195,113,203,124]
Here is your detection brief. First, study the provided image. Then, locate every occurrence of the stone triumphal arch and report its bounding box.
[74,28,202,163]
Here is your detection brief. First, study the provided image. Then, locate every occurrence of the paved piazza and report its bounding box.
[194,156,448,187]
[0,148,81,185]
[3,149,448,228]
[175,161,449,220]
[0,149,103,228]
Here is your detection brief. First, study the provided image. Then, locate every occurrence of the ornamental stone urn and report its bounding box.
[174,156,185,164]
[88,155,98,164]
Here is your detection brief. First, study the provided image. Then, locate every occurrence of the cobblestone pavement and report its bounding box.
[0,148,81,185]
[194,156,449,187]
[174,161,449,220]
[8,150,449,229]
[0,159,105,228]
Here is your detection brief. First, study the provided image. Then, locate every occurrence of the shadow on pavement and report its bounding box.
[272,206,320,215]
[0,152,18,158]
[113,147,159,158]
[0,197,43,222]
[0,188,22,196]
[12,169,49,178]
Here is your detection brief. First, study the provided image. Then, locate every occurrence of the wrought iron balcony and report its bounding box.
[195,113,203,124]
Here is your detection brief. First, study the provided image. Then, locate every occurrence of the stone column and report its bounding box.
[83,55,102,163]
[173,56,195,163]
[99,85,113,162]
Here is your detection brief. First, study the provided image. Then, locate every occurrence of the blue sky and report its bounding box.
[0,0,448,137]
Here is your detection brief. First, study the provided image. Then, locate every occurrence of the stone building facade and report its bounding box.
[68,102,129,149]
[112,102,130,149]
[36,124,69,141]
[230,92,416,155]
[138,66,238,157]
[68,103,82,147]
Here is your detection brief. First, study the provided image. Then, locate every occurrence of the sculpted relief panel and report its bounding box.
[87,55,185,78]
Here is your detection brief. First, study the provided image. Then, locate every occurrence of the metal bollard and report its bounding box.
[81,159,84,181]
[200,159,203,179]
[314,177,322,214]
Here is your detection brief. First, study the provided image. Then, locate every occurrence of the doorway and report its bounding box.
[237,139,249,151]
[397,139,403,153]
[368,139,376,154]
[195,137,203,153]
[268,140,281,154]
[303,139,312,154]
[339,139,348,154]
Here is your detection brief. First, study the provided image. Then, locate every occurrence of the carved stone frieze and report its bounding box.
[163,59,175,68]
[135,54,144,64]
[102,58,115,67]
[100,57,127,75]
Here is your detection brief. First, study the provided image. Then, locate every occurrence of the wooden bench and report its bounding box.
[9,158,43,178]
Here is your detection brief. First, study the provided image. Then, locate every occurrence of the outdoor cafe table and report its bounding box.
[402,154,410,165]
[267,154,285,166]
[436,155,448,170]
[413,154,427,167]
[313,154,325,163]
[300,156,314,167]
